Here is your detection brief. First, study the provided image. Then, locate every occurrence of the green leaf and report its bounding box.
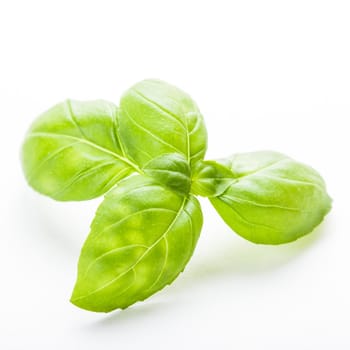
[143,153,191,195]
[209,151,332,244]
[118,79,208,167]
[21,100,139,201]
[191,160,235,197]
[70,175,203,312]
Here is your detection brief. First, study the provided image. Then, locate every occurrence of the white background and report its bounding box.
[1,1,349,349]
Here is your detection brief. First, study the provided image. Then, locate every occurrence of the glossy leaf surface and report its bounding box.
[118,79,207,167]
[191,160,234,197]
[143,153,191,195]
[71,175,202,312]
[20,80,333,313]
[21,100,137,201]
[210,151,331,244]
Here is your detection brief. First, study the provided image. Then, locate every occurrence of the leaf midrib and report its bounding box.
[72,197,188,302]
[132,89,193,163]
[28,131,142,173]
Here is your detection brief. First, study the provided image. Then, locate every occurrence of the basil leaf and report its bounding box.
[70,175,203,312]
[21,100,139,201]
[143,153,191,195]
[118,79,207,167]
[209,151,331,244]
[191,160,235,197]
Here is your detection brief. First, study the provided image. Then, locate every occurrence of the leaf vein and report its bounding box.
[222,193,308,212]
[220,196,281,232]
[122,108,183,155]
[72,198,188,302]
[27,141,81,182]
[51,161,118,198]
[132,89,186,130]
[27,131,140,172]
[144,237,169,293]
[93,207,179,241]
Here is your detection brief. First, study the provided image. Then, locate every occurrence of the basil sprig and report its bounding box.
[21,79,331,312]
